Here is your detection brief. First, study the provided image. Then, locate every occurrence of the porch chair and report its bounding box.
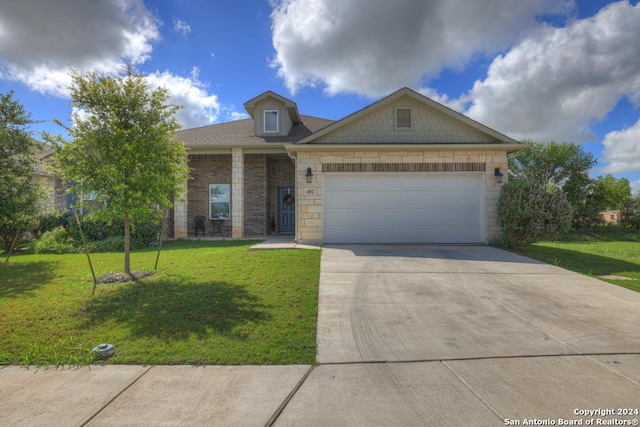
[194,215,206,237]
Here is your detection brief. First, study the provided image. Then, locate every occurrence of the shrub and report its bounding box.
[0,214,39,252]
[30,227,76,254]
[87,236,125,253]
[498,180,573,247]
[27,211,162,254]
[36,211,75,236]
[66,213,160,250]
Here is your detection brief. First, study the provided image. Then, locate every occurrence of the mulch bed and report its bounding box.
[94,270,154,284]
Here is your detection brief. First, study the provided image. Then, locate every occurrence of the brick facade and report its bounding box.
[186,154,232,236]
[244,154,267,236]
[182,153,292,237]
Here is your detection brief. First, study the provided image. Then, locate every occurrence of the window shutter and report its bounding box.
[396,108,411,128]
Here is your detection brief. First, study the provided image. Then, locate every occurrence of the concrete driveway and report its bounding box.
[2,245,639,426]
[278,245,640,425]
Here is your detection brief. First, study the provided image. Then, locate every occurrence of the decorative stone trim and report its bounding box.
[321,162,486,173]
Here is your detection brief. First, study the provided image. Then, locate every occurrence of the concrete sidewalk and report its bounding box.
[2,245,640,426]
[249,235,321,250]
[2,356,639,426]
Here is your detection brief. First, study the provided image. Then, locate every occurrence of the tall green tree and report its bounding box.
[0,92,42,251]
[509,141,597,187]
[52,69,189,273]
[509,141,597,227]
[591,174,631,211]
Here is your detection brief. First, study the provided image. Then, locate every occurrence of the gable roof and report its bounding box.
[175,115,334,147]
[243,90,302,124]
[295,87,520,145]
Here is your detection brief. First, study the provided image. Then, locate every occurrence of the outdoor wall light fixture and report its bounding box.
[494,167,504,184]
[305,167,313,183]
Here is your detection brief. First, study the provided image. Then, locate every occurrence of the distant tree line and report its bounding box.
[499,140,638,246]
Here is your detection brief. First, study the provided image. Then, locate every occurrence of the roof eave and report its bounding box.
[286,143,528,154]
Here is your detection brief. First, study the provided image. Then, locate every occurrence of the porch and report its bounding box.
[171,151,296,239]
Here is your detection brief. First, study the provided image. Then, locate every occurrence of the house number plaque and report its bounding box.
[306,189,316,195]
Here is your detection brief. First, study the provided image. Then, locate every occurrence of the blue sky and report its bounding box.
[1,0,640,191]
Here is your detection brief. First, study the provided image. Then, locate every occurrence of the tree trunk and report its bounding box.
[124,213,131,274]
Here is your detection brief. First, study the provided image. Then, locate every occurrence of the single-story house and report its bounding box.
[170,87,526,244]
[599,210,621,225]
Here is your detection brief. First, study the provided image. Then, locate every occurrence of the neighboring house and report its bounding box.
[171,87,526,244]
[599,210,621,224]
[32,142,67,212]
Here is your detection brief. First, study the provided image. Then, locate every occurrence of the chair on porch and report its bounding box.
[194,215,206,237]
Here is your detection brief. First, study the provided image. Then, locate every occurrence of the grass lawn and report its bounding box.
[0,240,321,366]
[515,227,640,293]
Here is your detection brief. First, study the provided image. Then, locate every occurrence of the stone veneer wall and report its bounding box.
[296,150,508,242]
[244,154,267,236]
[187,154,232,236]
[268,157,295,234]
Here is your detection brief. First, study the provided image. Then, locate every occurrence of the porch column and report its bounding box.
[173,179,188,238]
[231,148,244,239]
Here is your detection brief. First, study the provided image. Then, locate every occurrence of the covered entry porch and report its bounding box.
[172,148,296,239]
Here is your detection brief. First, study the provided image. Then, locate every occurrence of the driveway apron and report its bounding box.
[316,244,640,363]
[275,245,640,426]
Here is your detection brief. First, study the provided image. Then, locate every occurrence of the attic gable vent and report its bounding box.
[395,108,412,129]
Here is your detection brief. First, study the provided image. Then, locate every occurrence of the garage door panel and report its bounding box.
[325,208,481,227]
[323,174,484,243]
[324,225,482,244]
[326,190,480,210]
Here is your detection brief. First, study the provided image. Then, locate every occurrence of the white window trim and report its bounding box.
[394,107,413,130]
[264,110,279,133]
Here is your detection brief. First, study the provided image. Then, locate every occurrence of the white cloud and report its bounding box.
[227,111,250,121]
[418,87,468,113]
[463,1,640,143]
[602,118,640,174]
[270,0,573,97]
[173,19,191,36]
[0,0,159,97]
[145,68,221,128]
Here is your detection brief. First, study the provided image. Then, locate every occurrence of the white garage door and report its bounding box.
[324,173,484,243]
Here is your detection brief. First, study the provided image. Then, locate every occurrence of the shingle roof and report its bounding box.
[176,115,334,147]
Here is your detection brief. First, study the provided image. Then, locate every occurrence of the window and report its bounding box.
[395,108,412,129]
[209,184,231,220]
[264,110,278,132]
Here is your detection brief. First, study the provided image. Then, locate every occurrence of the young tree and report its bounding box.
[52,69,189,274]
[509,141,597,187]
[0,92,42,252]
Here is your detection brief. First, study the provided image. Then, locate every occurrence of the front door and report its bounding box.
[278,187,295,233]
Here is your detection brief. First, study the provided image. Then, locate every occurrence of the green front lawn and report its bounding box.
[0,241,321,366]
[515,227,640,293]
